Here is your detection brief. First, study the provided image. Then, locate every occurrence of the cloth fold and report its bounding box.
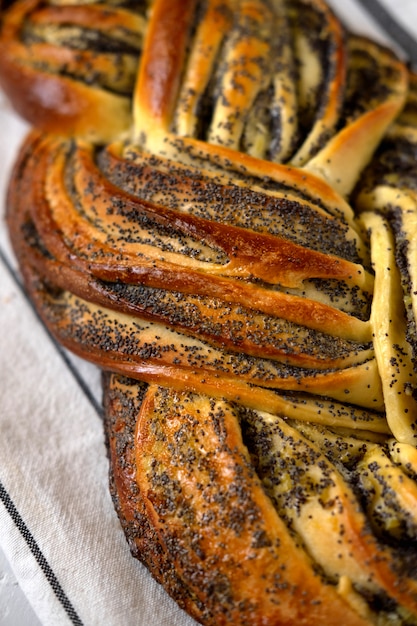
[1,1,417,624]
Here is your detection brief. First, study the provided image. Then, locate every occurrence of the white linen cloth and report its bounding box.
[1,1,417,624]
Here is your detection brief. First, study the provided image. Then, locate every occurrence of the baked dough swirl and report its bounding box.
[0,0,149,140]
[3,0,417,623]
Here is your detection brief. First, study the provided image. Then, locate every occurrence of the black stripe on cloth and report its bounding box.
[0,481,84,626]
[0,248,103,417]
[0,249,100,625]
[356,0,417,67]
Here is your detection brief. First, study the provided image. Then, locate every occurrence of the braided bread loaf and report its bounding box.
[3,0,417,623]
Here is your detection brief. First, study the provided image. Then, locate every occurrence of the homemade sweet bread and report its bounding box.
[3,0,417,623]
[0,0,148,140]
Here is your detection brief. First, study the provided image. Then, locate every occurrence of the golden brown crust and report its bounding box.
[4,1,417,624]
[135,385,370,626]
[103,373,371,626]
[133,0,196,139]
[0,0,145,141]
[0,52,132,140]
[103,373,417,625]
[6,130,384,413]
[102,373,208,623]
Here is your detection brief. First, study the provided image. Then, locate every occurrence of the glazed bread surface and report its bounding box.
[4,0,417,624]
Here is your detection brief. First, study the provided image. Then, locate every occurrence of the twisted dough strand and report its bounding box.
[3,0,417,624]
